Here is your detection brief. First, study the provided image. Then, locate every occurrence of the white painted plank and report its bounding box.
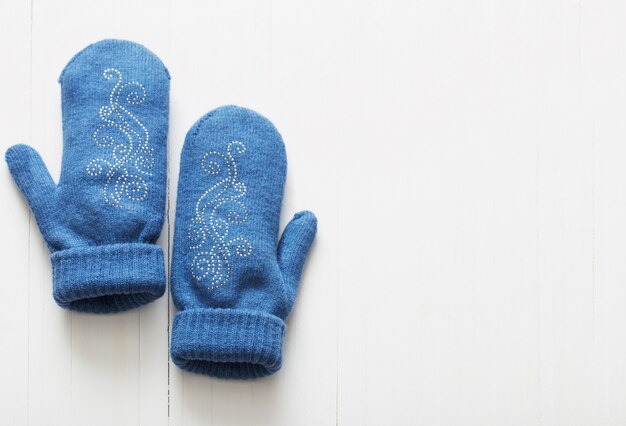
[588,0,626,424]
[27,1,72,425]
[0,0,32,425]
[534,1,600,425]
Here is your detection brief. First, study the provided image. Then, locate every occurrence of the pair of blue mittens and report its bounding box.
[5,39,317,379]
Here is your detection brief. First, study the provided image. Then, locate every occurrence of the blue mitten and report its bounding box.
[170,106,317,379]
[5,40,170,313]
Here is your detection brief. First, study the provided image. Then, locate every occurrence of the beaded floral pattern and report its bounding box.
[86,68,154,208]
[188,141,252,290]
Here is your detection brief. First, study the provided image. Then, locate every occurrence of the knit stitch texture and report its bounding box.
[5,39,170,313]
[170,106,317,379]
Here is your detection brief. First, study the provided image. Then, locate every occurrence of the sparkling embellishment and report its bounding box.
[86,68,154,208]
[188,141,252,290]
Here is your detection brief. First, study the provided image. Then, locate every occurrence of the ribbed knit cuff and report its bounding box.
[51,243,166,313]
[170,308,286,379]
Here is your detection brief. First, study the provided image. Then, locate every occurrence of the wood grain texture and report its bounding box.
[1,0,626,425]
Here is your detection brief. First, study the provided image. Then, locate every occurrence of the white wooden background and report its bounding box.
[2,0,626,425]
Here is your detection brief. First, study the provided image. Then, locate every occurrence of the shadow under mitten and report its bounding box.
[5,39,170,313]
[170,106,317,379]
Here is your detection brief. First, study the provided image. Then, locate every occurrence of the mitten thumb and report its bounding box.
[5,144,56,222]
[277,210,317,303]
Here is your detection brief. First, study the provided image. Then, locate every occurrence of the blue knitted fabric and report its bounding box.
[170,106,317,379]
[5,39,170,313]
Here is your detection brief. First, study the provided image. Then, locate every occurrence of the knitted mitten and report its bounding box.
[170,106,317,379]
[5,39,170,313]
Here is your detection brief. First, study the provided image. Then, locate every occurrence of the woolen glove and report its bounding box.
[5,39,170,313]
[170,106,317,379]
